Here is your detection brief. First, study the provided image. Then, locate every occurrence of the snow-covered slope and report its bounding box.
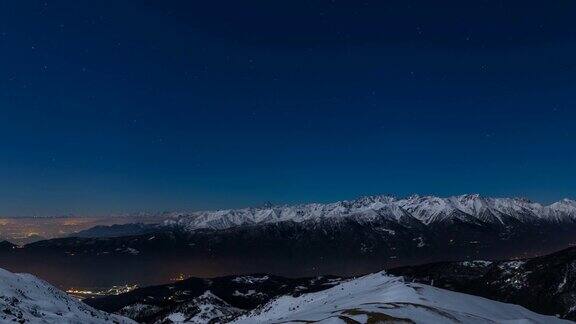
[232,272,570,324]
[156,291,243,324]
[163,194,576,231]
[0,268,135,324]
[390,246,576,321]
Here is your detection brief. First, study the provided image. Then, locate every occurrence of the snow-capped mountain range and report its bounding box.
[0,268,135,324]
[163,194,576,230]
[3,194,576,290]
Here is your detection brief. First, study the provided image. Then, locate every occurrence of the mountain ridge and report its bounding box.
[2,194,576,289]
[232,271,570,324]
[161,194,576,231]
[85,246,576,322]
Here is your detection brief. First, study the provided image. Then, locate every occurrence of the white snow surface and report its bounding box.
[0,268,135,324]
[163,194,576,230]
[232,272,570,324]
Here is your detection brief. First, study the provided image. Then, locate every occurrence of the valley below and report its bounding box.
[1,219,575,290]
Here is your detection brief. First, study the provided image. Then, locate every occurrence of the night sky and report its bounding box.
[1,1,575,216]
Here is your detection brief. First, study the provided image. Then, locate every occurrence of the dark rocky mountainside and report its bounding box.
[389,246,576,320]
[0,240,17,251]
[1,215,575,289]
[85,273,344,323]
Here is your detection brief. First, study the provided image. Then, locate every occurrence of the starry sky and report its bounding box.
[1,1,575,216]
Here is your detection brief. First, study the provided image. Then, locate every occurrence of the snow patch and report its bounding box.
[232,275,269,284]
[461,260,493,267]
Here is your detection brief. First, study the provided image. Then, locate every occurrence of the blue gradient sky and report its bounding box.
[0,1,575,216]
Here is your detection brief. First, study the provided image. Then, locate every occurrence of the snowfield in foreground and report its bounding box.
[0,268,135,324]
[232,272,570,324]
[0,266,571,324]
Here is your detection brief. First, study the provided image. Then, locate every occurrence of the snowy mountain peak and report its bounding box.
[547,199,576,220]
[513,197,536,203]
[232,271,569,323]
[158,290,242,323]
[461,193,482,199]
[0,268,135,324]
[560,198,576,206]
